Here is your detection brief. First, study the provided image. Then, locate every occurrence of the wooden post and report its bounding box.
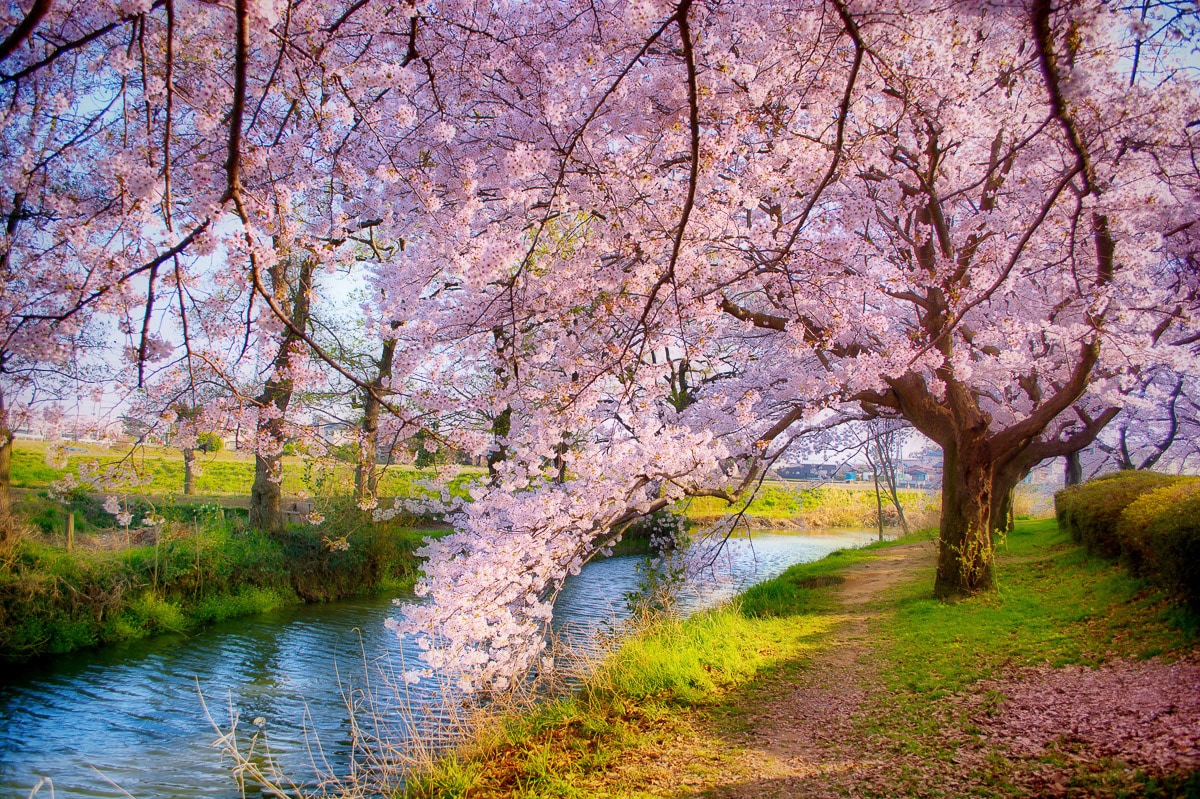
[66,513,75,553]
[195,519,202,600]
[153,525,160,594]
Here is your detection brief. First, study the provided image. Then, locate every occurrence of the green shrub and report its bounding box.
[1054,471,1188,558]
[196,432,224,453]
[1120,481,1200,612]
[1057,472,1200,614]
[279,502,426,600]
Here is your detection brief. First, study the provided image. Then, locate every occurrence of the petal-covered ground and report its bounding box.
[982,657,1200,771]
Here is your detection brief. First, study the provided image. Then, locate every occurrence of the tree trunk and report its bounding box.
[872,467,884,542]
[250,456,284,533]
[935,443,995,598]
[488,326,515,480]
[1064,451,1082,486]
[250,384,289,534]
[990,481,1015,541]
[183,447,196,495]
[354,414,378,504]
[356,338,396,504]
[487,406,512,478]
[874,429,910,535]
[865,438,884,541]
[248,253,314,534]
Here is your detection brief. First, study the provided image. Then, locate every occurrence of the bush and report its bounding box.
[1054,471,1188,558]
[196,432,224,453]
[1119,481,1200,612]
[279,500,427,601]
[1056,471,1200,614]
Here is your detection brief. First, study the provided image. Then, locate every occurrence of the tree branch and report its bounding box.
[0,0,53,65]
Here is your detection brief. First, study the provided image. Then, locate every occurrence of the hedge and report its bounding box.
[1054,470,1187,558]
[1056,471,1200,611]
[1117,481,1200,612]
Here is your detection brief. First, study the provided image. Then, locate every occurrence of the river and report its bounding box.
[0,529,877,798]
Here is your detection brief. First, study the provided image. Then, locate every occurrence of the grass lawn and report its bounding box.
[9,439,482,500]
[679,482,939,528]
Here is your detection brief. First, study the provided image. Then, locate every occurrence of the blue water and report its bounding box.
[0,530,876,797]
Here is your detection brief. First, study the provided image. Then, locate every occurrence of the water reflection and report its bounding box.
[0,530,875,798]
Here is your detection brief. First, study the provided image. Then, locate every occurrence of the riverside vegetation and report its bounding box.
[407,478,1199,798]
[0,493,435,661]
[1,439,946,662]
[0,439,481,661]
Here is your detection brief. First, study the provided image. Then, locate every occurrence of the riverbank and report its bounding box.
[680,483,943,530]
[0,500,436,663]
[408,519,1199,798]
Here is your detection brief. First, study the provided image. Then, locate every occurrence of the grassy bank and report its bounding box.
[863,519,1198,797]
[9,439,481,500]
[0,496,437,662]
[407,519,1198,798]
[680,483,942,529]
[404,539,896,797]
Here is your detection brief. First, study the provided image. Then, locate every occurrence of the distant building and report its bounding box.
[776,463,840,481]
[775,447,944,490]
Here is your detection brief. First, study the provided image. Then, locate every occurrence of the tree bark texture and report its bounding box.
[183,447,196,495]
[250,414,286,534]
[1064,451,1082,486]
[934,442,996,597]
[355,337,396,503]
[249,254,314,535]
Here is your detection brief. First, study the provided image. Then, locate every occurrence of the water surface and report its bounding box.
[0,529,876,797]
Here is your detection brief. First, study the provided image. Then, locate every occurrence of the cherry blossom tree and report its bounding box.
[1085,368,1200,475]
[0,0,447,528]
[4,0,1198,693]
[375,0,1199,690]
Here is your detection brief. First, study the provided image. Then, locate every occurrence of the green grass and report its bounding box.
[680,483,934,527]
[10,439,482,500]
[858,519,1197,797]
[405,540,882,798]
[739,543,881,617]
[407,520,1199,798]
[878,519,1193,699]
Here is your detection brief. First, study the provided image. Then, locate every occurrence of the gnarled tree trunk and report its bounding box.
[935,441,996,597]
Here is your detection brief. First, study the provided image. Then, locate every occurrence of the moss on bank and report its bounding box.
[0,498,436,662]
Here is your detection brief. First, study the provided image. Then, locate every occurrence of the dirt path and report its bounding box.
[588,537,1200,799]
[579,540,937,798]
[699,540,935,799]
